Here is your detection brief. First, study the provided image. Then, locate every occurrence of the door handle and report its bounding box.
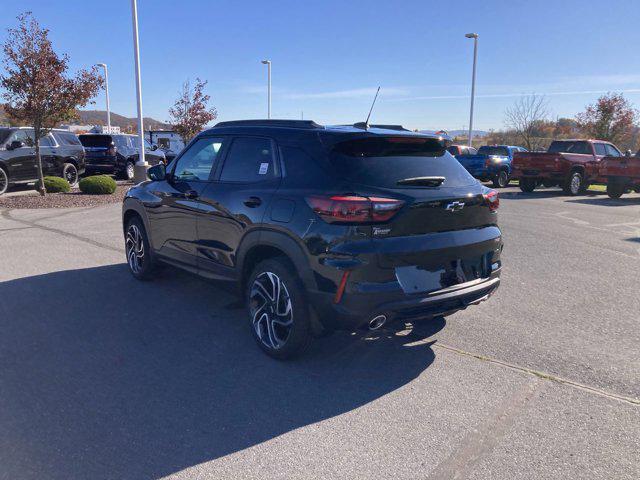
[184,190,199,199]
[243,196,262,208]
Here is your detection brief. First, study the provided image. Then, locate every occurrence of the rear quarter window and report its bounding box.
[330,136,477,189]
[280,145,329,186]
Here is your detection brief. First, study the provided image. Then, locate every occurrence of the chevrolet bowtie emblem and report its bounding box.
[445,201,465,212]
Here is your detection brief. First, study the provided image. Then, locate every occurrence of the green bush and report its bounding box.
[79,175,117,195]
[37,176,71,193]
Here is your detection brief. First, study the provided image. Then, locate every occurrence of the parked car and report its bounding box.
[0,127,85,195]
[447,145,477,156]
[456,145,527,188]
[159,147,179,163]
[122,120,503,359]
[511,139,621,195]
[600,150,640,198]
[79,133,165,180]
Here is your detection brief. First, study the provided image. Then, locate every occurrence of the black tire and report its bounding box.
[0,166,8,196]
[492,169,509,188]
[62,163,79,187]
[246,257,313,359]
[607,183,625,199]
[519,178,536,193]
[125,216,157,280]
[562,171,583,196]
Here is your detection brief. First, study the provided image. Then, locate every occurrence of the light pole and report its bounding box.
[96,63,111,133]
[130,0,147,182]
[465,33,479,148]
[261,60,271,119]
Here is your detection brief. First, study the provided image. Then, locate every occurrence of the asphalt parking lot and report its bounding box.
[0,186,639,479]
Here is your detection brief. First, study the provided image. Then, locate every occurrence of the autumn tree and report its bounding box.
[575,93,638,146]
[1,12,102,195]
[168,78,217,146]
[504,94,550,151]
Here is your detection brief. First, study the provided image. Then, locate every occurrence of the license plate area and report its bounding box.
[395,255,489,294]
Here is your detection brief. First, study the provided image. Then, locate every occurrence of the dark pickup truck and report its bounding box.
[511,139,622,195]
[600,150,640,198]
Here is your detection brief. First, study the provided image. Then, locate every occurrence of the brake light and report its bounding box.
[483,189,499,212]
[305,195,404,224]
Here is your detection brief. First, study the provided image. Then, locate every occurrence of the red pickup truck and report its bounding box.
[600,151,640,198]
[511,139,622,195]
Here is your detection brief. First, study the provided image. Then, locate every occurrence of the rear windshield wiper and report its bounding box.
[396,176,445,187]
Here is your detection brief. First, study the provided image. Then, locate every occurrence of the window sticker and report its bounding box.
[258,162,269,175]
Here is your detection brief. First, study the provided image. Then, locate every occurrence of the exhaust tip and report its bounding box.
[368,314,387,330]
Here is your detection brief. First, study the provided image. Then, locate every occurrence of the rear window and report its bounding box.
[79,135,113,147]
[478,146,509,156]
[548,141,592,155]
[330,136,477,188]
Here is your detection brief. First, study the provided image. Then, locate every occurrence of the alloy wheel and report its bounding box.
[126,224,145,274]
[249,272,294,350]
[127,162,135,180]
[498,171,508,188]
[64,164,78,186]
[0,169,7,195]
[570,174,581,195]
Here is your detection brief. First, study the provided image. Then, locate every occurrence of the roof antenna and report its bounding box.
[364,86,380,129]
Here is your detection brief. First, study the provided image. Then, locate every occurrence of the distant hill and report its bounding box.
[76,110,171,130]
[0,105,171,131]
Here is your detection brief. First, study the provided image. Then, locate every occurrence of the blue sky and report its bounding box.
[2,0,640,131]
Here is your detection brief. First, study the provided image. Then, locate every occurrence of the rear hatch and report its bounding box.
[329,136,501,289]
[513,152,560,173]
[78,135,115,163]
[330,136,496,237]
[457,154,489,173]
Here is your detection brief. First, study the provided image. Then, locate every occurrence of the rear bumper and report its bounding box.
[309,268,501,330]
[511,167,565,179]
[306,226,503,330]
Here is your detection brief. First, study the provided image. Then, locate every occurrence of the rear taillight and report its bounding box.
[483,189,499,212]
[305,195,404,224]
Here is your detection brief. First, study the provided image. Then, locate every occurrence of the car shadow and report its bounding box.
[567,195,640,207]
[498,188,568,200]
[0,264,444,479]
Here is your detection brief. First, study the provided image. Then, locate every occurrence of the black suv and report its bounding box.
[79,134,165,180]
[0,127,85,195]
[122,120,502,358]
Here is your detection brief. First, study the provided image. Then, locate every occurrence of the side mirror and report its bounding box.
[625,150,632,157]
[148,163,166,181]
[8,140,24,150]
[151,144,158,151]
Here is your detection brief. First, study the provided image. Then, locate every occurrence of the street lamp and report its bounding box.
[261,60,271,119]
[130,0,147,182]
[465,33,479,148]
[96,63,111,133]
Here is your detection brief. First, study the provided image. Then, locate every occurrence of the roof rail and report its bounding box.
[213,119,323,130]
